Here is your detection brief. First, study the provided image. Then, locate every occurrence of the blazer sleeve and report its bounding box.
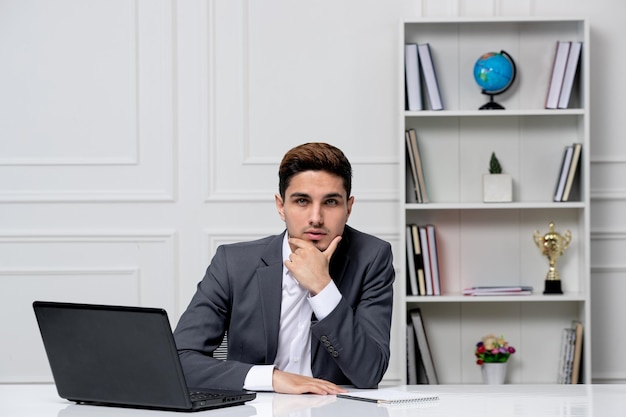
[310,237,395,388]
[173,245,254,391]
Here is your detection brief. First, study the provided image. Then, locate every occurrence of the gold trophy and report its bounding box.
[533,222,571,294]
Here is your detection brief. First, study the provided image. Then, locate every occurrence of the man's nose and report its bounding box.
[309,204,323,225]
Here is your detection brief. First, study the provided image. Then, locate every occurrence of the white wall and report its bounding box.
[1,0,624,384]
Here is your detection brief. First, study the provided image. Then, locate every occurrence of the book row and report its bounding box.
[462,285,534,296]
[404,43,443,111]
[405,224,441,296]
[545,41,583,109]
[553,143,582,202]
[406,308,438,384]
[404,40,583,111]
[405,128,428,203]
[558,320,584,384]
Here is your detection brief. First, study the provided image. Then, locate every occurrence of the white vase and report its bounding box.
[483,174,513,202]
[481,362,508,384]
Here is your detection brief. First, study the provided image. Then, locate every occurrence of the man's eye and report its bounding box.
[296,198,308,205]
[325,199,338,206]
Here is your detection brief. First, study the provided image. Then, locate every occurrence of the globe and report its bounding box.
[473,50,516,110]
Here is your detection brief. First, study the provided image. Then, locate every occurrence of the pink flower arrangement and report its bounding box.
[475,333,516,365]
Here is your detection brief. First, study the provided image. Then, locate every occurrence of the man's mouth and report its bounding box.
[305,229,326,241]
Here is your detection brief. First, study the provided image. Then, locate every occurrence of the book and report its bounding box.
[406,320,427,384]
[411,224,427,296]
[557,328,568,383]
[565,327,576,383]
[406,226,419,295]
[557,327,569,383]
[570,320,584,384]
[562,143,582,201]
[545,41,571,109]
[558,327,576,384]
[554,145,574,202]
[418,226,433,295]
[337,388,439,404]
[558,41,583,109]
[463,286,533,296]
[407,129,429,203]
[406,322,418,384]
[405,131,422,203]
[417,43,443,110]
[409,308,439,384]
[426,224,441,295]
[404,44,423,111]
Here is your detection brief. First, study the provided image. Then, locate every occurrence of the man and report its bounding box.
[174,142,395,395]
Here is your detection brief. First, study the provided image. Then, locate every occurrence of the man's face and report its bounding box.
[275,170,354,252]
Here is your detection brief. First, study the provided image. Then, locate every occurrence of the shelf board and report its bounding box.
[406,292,587,303]
[404,16,585,24]
[405,202,585,210]
[404,109,585,118]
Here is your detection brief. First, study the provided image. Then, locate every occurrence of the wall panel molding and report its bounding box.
[0,0,175,203]
[203,0,398,203]
[0,229,178,382]
[590,159,626,200]
[589,266,626,383]
[0,229,178,308]
[590,230,626,241]
[0,190,175,203]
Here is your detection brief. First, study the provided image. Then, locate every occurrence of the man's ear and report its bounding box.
[345,195,355,219]
[275,194,286,221]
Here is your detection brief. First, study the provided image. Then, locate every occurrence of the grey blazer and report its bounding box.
[173,225,395,390]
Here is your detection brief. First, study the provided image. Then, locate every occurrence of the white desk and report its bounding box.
[1,384,625,416]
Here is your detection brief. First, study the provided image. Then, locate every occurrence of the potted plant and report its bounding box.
[483,152,513,202]
[475,333,516,384]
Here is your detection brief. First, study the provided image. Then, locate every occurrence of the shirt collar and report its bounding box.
[281,232,291,264]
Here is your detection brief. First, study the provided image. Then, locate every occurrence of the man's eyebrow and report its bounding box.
[323,192,345,200]
[288,192,344,200]
[288,192,311,199]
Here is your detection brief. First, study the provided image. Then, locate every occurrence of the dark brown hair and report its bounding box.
[278,142,352,200]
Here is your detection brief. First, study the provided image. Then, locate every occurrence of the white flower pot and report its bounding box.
[483,174,513,202]
[481,362,508,384]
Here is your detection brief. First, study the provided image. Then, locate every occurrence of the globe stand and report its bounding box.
[479,93,505,110]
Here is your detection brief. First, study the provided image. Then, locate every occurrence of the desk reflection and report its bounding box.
[26,383,626,417]
[58,403,257,417]
[56,395,389,417]
[270,394,336,417]
[269,394,389,417]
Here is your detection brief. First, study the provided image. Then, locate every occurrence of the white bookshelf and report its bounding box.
[397,18,591,384]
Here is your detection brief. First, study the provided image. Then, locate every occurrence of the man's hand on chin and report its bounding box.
[271,368,348,395]
[284,236,341,295]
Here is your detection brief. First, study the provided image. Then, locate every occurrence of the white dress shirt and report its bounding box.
[243,234,342,391]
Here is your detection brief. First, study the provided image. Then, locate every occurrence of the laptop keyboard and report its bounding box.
[189,391,222,401]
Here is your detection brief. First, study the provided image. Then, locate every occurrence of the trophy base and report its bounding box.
[543,280,563,295]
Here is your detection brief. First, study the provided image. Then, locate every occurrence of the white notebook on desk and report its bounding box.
[337,388,439,405]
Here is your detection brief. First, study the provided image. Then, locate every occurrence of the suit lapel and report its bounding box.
[329,226,351,288]
[256,232,285,363]
[311,227,352,374]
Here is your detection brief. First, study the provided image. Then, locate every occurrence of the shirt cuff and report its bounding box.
[308,280,341,321]
[243,364,275,392]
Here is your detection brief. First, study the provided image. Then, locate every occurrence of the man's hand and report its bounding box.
[284,236,341,295]
[272,368,348,395]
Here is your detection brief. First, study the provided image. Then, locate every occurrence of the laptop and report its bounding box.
[33,301,256,412]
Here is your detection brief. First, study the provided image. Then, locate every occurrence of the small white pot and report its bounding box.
[481,362,508,384]
[483,174,512,203]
